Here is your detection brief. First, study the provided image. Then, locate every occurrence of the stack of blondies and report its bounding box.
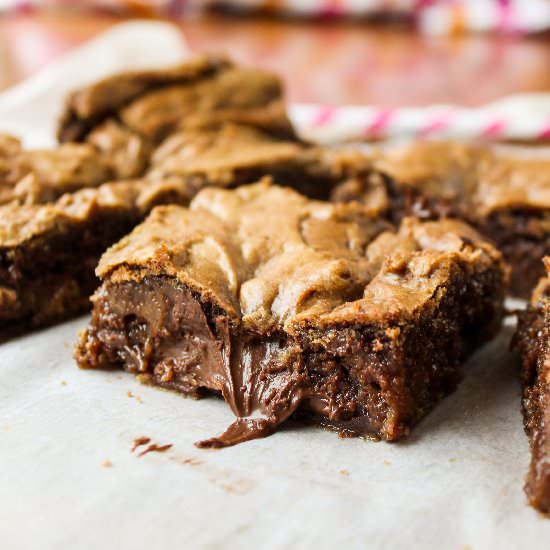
[1,56,549,511]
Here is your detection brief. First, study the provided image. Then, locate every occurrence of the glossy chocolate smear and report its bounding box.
[78,277,370,447]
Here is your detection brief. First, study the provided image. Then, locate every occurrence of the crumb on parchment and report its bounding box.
[137,443,173,457]
[131,436,151,452]
[127,391,143,403]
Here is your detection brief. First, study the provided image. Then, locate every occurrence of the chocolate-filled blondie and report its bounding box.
[75,182,507,447]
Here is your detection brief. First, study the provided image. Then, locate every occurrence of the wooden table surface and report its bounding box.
[2,10,550,107]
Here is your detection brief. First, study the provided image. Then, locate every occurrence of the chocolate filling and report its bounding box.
[76,260,503,447]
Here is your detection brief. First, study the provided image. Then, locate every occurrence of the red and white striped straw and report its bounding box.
[290,94,550,143]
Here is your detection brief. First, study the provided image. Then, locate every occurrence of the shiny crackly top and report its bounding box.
[0,134,26,192]
[373,141,550,215]
[148,123,304,181]
[98,181,504,334]
[0,124,150,206]
[58,56,230,141]
[147,123,376,206]
[57,55,294,143]
[0,178,191,248]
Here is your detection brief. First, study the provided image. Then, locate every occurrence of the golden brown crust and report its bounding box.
[57,56,231,142]
[86,120,151,180]
[99,181,507,334]
[0,177,199,248]
[14,144,111,203]
[373,141,486,202]
[57,56,296,144]
[0,176,214,335]
[148,124,303,181]
[147,123,380,203]
[370,141,550,216]
[0,134,29,202]
[476,155,550,214]
[0,130,151,207]
[333,141,550,297]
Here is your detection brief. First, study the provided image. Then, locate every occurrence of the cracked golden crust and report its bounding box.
[86,120,151,180]
[146,123,378,204]
[373,141,486,200]
[0,142,110,206]
[57,55,295,144]
[148,124,303,181]
[476,155,550,214]
[98,182,506,335]
[0,127,372,256]
[0,134,28,202]
[17,144,111,202]
[0,177,199,249]
[57,56,231,142]
[371,141,550,215]
[0,126,151,207]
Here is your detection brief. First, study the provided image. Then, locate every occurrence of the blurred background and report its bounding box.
[3,1,550,106]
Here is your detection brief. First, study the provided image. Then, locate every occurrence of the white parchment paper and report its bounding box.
[1,21,549,550]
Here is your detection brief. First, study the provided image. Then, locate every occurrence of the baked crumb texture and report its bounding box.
[1,56,297,208]
[0,133,123,206]
[1,60,546,342]
[75,182,507,447]
[0,57,308,336]
[331,141,550,298]
[514,257,550,513]
[0,135,353,337]
[0,178,211,337]
[145,123,369,201]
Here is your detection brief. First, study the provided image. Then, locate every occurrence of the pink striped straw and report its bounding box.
[311,106,337,127]
[364,108,394,137]
[537,119,550,140]
[497,0,513,32]
[318,0,346,18]
[482,119,507,139]
[417,112,452,137]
